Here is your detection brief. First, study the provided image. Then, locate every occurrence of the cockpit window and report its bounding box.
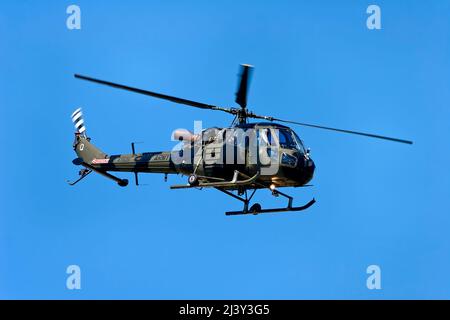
[275,128,303,150]
[292,131,307,154]
[258,128,306,153]
[278,129,295,148]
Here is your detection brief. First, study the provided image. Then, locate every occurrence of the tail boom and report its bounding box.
[86,151,177,174]
[70,108,178,187]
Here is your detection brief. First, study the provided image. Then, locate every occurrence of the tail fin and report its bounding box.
[69,108,129,187]
[71,108,106,164]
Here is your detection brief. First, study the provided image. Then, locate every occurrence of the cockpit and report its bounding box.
[259,127,307,154]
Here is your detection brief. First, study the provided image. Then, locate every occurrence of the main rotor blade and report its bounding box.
[235,64,253,109]
[249,114,413,144]
[74,74,232,113]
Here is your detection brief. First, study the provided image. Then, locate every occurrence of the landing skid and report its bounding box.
[225,198,316,216]
[217,186,316,216]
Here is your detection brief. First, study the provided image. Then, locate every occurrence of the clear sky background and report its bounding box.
[0,0,449,299]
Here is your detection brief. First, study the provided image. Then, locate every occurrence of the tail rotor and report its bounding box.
[71,107,87,136]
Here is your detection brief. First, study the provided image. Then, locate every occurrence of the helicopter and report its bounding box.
[68,64,412,215]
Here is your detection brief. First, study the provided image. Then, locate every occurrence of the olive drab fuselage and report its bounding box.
[73,122,315,190]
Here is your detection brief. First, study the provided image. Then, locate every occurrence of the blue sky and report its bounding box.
[1,0,449,299]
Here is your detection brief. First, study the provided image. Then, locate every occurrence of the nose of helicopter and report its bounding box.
[301,156,315,184]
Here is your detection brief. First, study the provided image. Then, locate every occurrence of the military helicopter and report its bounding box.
[68,64,412,215]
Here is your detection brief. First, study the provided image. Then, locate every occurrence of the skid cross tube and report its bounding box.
[216,188,257,213]
[272,189,294,208]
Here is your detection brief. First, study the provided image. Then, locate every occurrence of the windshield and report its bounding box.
[258,128,306,153]
[278,129,297,149]
[291,131,307,153]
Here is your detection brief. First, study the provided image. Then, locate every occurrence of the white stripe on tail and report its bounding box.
[71,108,87,134]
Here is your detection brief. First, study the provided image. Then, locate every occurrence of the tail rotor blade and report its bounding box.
[71,107,86,134]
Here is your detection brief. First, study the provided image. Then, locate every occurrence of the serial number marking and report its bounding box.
[150,154,170,161]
